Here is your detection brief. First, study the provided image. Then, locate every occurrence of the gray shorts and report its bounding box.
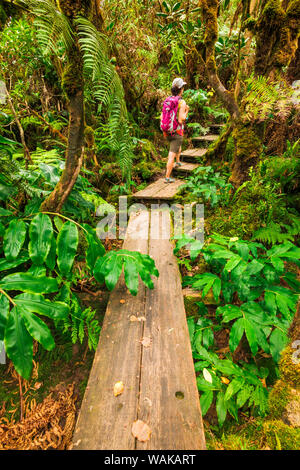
[167,133,183,153]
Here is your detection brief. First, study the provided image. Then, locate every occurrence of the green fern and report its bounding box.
[20,0,73,54]
[21,1,133,181]
[242,74,292,121]
[76,16,133,181]
[253,216,300,245]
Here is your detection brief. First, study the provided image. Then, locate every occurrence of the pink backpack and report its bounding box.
[160,95,181,134]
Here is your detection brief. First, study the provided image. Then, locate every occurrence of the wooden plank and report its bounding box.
[209,124,225,134]
[173,162,199,174]
[133,178,167,199]
[133,178,185,202]
[136,210,206,450]
[192,134,219,142]
[72,210,149,450]
[181,148,207,162]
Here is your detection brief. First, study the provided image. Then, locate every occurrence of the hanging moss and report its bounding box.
[254,0,300,75]
[84,126,95,147]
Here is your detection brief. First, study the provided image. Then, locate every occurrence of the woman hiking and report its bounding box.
[160,78,189,183]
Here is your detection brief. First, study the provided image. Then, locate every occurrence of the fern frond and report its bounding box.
[76,16,133,180]
[20,0,73,54]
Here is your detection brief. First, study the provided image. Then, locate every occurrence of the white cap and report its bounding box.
[172,77,187,89]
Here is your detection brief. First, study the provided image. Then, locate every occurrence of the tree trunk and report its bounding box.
[40,1,91,212]
[41,81,84,212]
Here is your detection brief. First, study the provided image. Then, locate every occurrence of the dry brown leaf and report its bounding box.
[141,337,151,348]
[130,315,138,322]
[131,419,151,442]
[113,381,124,397]
[130,315,146,322]
[221,376,230,385]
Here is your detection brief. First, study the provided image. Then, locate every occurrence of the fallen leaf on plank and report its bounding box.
[131,420,151,442]
[113,381,124,396]
[141,337,151,347]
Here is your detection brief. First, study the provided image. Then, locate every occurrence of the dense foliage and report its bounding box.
[0,0,299,451]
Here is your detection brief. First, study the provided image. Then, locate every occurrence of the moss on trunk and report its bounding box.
[254,0,300,76]
[229,122,264,187]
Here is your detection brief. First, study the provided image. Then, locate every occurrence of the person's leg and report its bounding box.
[175,145,182,164]
[166,150,176,178]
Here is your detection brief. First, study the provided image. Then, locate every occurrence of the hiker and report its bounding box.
[160,78,189,183]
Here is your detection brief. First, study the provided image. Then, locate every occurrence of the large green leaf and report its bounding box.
[200,390,214,416]
[229,317,245,353]
[0,256,29,272]
[45,235,57,271]
[29,213,53,265]
[20,307,55,351]
[4,306,33,380]
[269,328,288,363]
[216,392,227,426]
[57,221,78,276]
[94,250,159,295]
[0,293,9,340]
[14,293,69,320]
[4,219,27,260]
[124,257,139,296]
[83,224,105,272]
[0,272,58,293]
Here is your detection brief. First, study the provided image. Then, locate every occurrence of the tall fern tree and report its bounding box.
[20,0,132,212]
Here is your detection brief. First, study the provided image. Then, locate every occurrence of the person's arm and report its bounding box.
[178,100,189,124]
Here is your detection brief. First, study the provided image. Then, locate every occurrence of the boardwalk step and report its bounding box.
[192,134,219,148]
[72,210,206,450]
[181,148,207,162]
[173,162,199,174]
[132,177,185,203]
[209,124,225,134]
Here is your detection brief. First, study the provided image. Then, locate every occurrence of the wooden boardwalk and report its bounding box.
[72,209,206,450]
[192,134,219,148]
[132,177,186,203]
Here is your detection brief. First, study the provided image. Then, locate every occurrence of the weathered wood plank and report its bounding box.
[192,134,218,143]
[133,178,185,202]
[136,210,206,450]
[173,162,199,174]
[181,148,207,162]
[72,210,149,450]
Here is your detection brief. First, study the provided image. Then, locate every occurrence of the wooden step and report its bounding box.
[192,134,219,148]
[209,124,225,135]
[132,177,185,203]
[72,210,206,450]
[173,162,199,174]
[181,148,207,162]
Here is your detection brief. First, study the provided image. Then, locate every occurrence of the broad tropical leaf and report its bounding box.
[4,306,33,380]
[29,213,53,265]
[57,221,78,276]
[4,219,27,260]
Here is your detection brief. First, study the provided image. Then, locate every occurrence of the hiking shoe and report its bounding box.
[174,162,182,167]
[165,177,175,183]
